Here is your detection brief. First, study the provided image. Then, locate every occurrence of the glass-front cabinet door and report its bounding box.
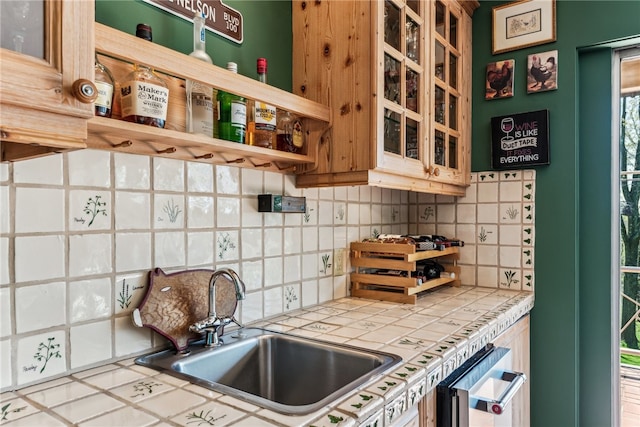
[429,0,467,184]
[0,0,95,159]
[379,0,426,173]
[377,0,469,186]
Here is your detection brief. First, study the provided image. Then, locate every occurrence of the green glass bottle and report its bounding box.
[217,62,246,143]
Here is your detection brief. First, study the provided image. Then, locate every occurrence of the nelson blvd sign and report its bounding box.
[142,0,243,44]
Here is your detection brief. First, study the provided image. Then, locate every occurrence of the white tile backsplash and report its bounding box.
[0,339,11,388]
[0,185,9,234]
[153,158,184,192]
[68,150,111,188]
[216,165,240,195]
[115,232,152,272]
[114,153,150,190]
[70,320,112,369]
[0,237,9,285]
[186,195,214,228]
[15,188,65,233]
[216,197,240,228]
[187,162,214,193]
[14,235,65,283]
[187,231,215,266]
[69,277,112,323]
[115,191,150,230]
[154,231,186,268]
[69,234,112,277]
[1,150,535,392]
[0,287,11,337]
[13,155,63,185]
[15,282,66,333]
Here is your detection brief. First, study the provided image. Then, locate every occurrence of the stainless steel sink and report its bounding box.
[135,328,402,415]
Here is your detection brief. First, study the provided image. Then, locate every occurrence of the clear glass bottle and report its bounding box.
[276,110,304,154]
[246,58,276,148]
[119,24,169,128]
[94,53,115,118]
[186,12,214,137]
[217,62,246,143]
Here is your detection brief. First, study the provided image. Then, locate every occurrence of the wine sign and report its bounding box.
[491,109,550,169]
[142,0,243,44]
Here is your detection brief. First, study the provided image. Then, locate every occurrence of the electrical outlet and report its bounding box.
[333,248,347,276]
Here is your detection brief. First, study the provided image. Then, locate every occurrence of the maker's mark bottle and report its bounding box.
[119,24,170,128]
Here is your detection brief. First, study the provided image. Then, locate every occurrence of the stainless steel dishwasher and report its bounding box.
[436,343,527,427]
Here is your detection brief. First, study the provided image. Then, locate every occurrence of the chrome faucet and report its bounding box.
[189,268,246,347]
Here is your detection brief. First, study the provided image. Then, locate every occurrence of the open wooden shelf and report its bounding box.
[86,23,332,173]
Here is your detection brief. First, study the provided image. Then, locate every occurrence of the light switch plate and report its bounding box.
[333,248,347,276]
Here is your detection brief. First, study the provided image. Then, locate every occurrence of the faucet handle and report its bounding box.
[189,316,220,333]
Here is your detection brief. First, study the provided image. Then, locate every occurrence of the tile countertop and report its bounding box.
[0,286,534,427]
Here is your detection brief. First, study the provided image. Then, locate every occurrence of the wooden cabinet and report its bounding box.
[292,0,478,195]
[0,0,96,161]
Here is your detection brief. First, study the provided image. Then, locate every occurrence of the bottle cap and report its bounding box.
[257,57,267,74]
[136,24,152,41]
[226,62,238,73]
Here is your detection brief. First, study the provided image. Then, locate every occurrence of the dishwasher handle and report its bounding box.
[470,370,527,415]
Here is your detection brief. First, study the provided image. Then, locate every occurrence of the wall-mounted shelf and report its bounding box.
[88,23,331,173]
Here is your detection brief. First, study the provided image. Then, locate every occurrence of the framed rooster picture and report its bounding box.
[527,50,558,93]
[486,59,515,100]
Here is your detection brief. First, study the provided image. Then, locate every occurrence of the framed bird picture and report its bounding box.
[527,50,558,93]
[486,59,515,100]
[492,0,556,55]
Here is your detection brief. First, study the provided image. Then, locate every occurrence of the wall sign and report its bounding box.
[142,0,243,44]
[491,109,550,169]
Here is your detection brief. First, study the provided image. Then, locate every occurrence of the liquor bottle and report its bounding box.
[276,110,304,154]
[186,12,214,137]
[94,53,115,118]
[246,58,276,148]
[217,62,246,143]
[120,24,170,128]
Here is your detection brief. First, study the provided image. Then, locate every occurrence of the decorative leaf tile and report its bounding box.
[336,391,383,420]
[0,398,36,422]
[309,410,356,427]
[115,273,147,314]
[359,410,384,427]
[216,231,239,262]
[174,402,245,426]
[500,203,521,223]
[17,331,66,385]
[70,190,111,231]
[499,171,521,181]
[499,269,521,290]
[319,252,333,275]
[365,376,404,402]
[154,194,184,229]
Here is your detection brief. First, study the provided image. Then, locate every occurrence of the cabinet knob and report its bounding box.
[426,166,441,177]
[72,79,98,104]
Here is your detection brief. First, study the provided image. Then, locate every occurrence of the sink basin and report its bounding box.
[135,328,402,415]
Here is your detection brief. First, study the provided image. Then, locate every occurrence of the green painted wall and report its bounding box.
[95,0,292,91]
[473,1,640,426]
